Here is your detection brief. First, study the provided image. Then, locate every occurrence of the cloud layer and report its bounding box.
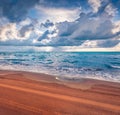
[0,0,120,50]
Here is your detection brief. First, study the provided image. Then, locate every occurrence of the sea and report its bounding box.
[0,46,120,82]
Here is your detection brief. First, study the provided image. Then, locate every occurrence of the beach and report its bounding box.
[0,70,120,115]
[0,0,120,114]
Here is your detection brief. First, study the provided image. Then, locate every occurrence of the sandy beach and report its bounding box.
[0,70,120,115]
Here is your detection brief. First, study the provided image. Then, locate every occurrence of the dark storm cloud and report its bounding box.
[0,0,119,22]
[41,20,54,28]
[0,0,39,22]
[19,24,34,37]
[38,30,49,41]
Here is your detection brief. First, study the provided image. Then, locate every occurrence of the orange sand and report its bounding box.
[0,70,120,115]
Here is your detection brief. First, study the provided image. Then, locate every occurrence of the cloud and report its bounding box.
[97,39,120,47]
[19,24,34,38]
[0,0,120,49]
[37,11,120,45]
[36,6,80,22]
[104,3,117,17]
[88,0,102,13]
[37,23,58,45]
[0,0,39,22]
[88,0,118,19]
[0,22,33,41]
[112,21,120,34]
[41,20,54,28]
[59,5,120,41]
[80,39,120,48]
[114,42,120,50]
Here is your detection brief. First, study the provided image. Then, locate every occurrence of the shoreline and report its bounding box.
[0,69,120,90]
[0,69,120,84]
[0,70,120,114]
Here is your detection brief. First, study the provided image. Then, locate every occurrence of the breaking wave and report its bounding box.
[0,48,120,82]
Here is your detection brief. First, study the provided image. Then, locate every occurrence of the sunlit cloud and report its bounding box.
[88,0,102,13]
[36,6,81,22]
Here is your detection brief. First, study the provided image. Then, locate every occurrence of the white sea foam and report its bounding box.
[0,64,120,83]
[110,65,120,69]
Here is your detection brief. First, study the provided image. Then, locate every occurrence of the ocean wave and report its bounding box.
[0,64,120,82]
[110,65,120,69]
[0,51,120,82]
[105,63,120,69]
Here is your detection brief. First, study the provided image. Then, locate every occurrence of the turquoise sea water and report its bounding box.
[0,46,120,82]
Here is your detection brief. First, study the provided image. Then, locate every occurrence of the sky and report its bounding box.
[0,0,120,51]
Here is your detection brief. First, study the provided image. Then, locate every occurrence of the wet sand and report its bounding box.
[0,70,120,115]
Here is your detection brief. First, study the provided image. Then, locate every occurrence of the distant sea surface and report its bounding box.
[0,46,120,82]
